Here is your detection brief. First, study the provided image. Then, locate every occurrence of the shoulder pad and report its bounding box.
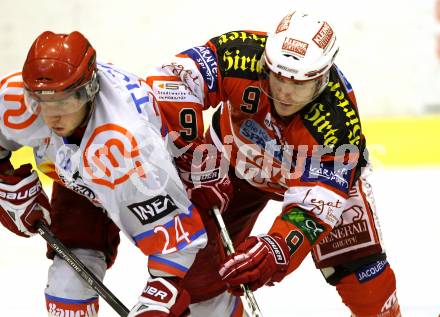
[210,31,267,80]
[0,71,50,146]
[300,68,362,149]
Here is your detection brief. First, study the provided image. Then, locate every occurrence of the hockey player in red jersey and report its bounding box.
[0,31,221,317]
[147,10,401,317]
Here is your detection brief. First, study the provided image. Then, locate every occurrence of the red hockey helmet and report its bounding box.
[22,31,99,115]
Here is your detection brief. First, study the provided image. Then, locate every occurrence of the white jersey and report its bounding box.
[0,63,207,277]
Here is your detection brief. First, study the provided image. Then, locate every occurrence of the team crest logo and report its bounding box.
[1,72,39,129]
[83,123,146,189]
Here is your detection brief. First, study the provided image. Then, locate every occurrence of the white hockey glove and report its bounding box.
[128,277,190,317]
[0,163,51,237]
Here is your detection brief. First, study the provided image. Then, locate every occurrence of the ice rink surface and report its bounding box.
[1,168,439,316]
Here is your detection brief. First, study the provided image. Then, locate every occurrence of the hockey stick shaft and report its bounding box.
[212,207,263,317]
[36,221,130,317]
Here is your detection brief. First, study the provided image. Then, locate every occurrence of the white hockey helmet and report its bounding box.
[260,11,339,115]
[262,11,339,81]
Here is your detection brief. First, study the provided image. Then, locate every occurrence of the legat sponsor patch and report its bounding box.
[282,207,325,244]
[300,188,343,226]
[128,194,178,225]
[180,46,218,92]
[355,259,388,283]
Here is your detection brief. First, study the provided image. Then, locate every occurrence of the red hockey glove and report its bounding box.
[175,145,232,214]
[128,277,190,317]
[0,163,51,237]
[219,234,290,295]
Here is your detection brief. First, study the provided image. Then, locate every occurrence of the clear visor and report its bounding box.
[24,73,98,116]
[260,70,329,107]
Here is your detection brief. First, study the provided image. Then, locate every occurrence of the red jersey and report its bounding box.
[147,30,368,276]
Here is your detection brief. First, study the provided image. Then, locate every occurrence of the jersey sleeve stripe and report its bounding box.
[44,294,98,304]
[148,255,189,277]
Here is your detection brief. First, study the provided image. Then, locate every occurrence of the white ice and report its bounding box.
[1,168,439,316]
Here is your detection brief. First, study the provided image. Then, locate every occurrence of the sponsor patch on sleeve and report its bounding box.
[300,158,352,194]
[282,207,325,244]
[128,194,178,225]
[152,80,198,102]
[356,259,388,283]
[180,46,218,92]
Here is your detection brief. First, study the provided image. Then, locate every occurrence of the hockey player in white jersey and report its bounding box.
[0,31,209,317]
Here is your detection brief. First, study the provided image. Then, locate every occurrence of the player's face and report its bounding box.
[40,96,89,137]
[268,72,323,117]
